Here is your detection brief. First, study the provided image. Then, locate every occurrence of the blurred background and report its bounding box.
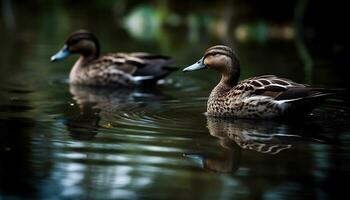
[1,0,349,86]
[1,0,349,199]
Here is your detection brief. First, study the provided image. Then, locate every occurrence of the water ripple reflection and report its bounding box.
[2,75,350,199]
[185,101,350,173]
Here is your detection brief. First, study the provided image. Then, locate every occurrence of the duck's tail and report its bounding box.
[279,88,344,116]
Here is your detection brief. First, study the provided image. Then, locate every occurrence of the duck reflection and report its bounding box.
[207,118,298,154]
[186,117,328,173]
[65,99,100,141]
[65,84,167,140]
[185,138,241,173]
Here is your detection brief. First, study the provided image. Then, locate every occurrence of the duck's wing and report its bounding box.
[103,53,177,84]
[239,75,334,101]
[127,53,177,83]
[233,75,337,115]
[99,53,147,74]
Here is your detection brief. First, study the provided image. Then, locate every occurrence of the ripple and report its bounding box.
[2,74,350,200]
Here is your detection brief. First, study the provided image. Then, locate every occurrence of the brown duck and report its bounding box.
[51,30,176,87]
[184,45,336,119]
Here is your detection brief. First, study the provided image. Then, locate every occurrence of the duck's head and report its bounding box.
[183,45,240,85]
[51,30,100,62]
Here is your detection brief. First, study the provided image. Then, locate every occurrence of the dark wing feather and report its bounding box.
[274,87,336,100]
[89,54,141,74]
[104,53,147,74]
[105,52,176,76]
[246,75,329,100]
[128,52,172,60]
[90,52,176,84]
[129,53,177,84]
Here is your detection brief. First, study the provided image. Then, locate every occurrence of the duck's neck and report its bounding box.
[219,57,240,87]
[209,65,240,99]
[69,56,96,83]
[220,73,239,87]
[217,65,240,92]
[210,81,233,100]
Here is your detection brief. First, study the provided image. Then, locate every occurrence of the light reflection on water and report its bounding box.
[2,76,349,199]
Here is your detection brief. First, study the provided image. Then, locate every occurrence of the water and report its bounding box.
[1,1,350,199]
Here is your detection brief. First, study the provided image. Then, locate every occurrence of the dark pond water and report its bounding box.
[1,1,350,199]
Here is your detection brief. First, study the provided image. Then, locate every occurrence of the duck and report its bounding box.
[51,30,176,87]
[183,45,337,119]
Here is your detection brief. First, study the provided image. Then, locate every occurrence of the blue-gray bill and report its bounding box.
[50,45,70,62]
[183,57,206,72]
[183,153,204,168]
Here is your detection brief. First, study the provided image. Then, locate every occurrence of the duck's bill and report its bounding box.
[183,153,204,168]
[50,45,70,62]
[183,57,206,72]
